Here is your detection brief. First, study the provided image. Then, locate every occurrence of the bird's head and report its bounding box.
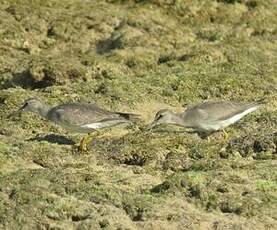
[8,98,47,118]
[149,109,177,128]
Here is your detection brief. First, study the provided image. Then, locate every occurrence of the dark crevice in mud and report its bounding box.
[0,97,5,104]
[46,214,61,221]
[122,204,145,222]
[71,214,91,222]
[187,185,201,199]
[96,34,124,54]
[32,159,47,168]
[196,32,219,42]
[226,132,277,159]
[3,65,84,90]
[245,1,258,9]
[5,5,21,21]
[158,54,194,64]
[122,154,147,166]
[96,21,125,54]
[8,189,17,200]
[150,181,171,193]
[94,83,109,94]
[99,219,109,228]
[177,54,194,62]
[216,0,242,4]
[7,69,55,89]
[158,55,174,64]
[217,0,258,9]
[5,5,16,15]
[220,202,242,215]
[47,25,56,37]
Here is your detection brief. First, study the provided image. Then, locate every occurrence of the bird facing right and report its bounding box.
[149,100,265,138]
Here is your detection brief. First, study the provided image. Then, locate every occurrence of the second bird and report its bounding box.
[150,100,264,138]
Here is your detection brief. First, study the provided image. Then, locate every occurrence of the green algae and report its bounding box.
[0,0,276,229]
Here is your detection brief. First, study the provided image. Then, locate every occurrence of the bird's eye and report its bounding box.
[23,102,29,108]
[155,114,162,120]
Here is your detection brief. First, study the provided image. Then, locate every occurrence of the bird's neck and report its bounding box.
[37,105,50,118]
[171,112,189,127]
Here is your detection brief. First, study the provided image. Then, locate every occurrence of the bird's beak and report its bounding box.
[7,104,26,118]
[146,120,159,130]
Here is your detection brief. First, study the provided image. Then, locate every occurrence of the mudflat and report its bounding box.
[0,0,276,229]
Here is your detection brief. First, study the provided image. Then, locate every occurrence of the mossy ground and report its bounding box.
[0,0,276,229]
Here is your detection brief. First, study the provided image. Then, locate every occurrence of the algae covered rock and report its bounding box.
[0,0,276,229]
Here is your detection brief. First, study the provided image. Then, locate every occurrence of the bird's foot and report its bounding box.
[77,136,90,152]
[78,144,87,152]
[222,129,229,139]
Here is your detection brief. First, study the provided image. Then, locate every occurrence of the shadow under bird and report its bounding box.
[149,100,265,138]
[9,98,140,151]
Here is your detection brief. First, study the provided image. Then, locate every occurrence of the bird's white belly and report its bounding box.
[53,119,128,133]
[81,122,112,129]
[199,106,259,131]
[81,119,129,130]
[55,122,93,133]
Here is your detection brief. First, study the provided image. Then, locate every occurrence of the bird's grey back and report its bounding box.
[47,103,124,126]
[181,101,261,125]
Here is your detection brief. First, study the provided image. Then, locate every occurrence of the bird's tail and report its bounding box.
[116,112,141,123]
[249,98,266,108]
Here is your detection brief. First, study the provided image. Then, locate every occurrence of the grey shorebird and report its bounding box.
[150,100,264,139]
[9,98,140,151]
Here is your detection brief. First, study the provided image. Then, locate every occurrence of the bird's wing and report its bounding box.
[193,101,261,122]
[48,103,119,126]
[180,105,210,127]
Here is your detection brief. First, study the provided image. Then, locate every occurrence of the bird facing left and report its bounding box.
[8,98,141,151]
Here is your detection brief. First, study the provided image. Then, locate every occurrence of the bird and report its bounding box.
[9,98,140,151]
[149,100,264,139]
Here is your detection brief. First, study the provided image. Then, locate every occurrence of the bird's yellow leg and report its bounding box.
[78,129,108,151]
[207,136,211,142]
[78,134,90,152]
[82,130,106,149]
[78,131,99,151]
[222,129,229,139]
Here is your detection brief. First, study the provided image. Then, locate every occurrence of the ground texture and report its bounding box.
[0,0,276,229]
